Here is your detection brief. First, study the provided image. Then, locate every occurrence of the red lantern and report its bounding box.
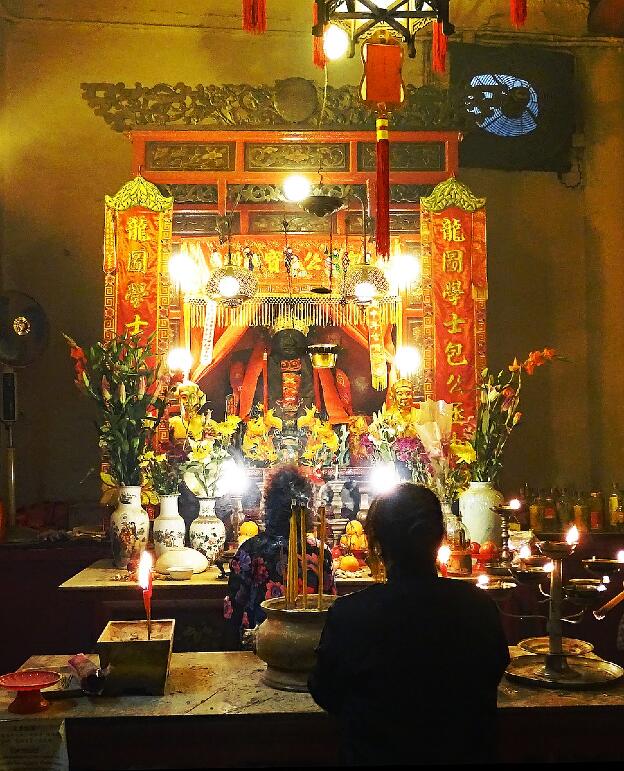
[242,0,266,34]
[361,34,404,259]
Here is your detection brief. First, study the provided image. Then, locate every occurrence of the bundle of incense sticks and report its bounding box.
[300,504,308,609]
[317,505,327,611]
[285,499,299,609]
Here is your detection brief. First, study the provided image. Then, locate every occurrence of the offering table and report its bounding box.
[2,649,624,768]
[59,560,373,653]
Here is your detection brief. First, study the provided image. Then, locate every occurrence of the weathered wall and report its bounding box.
[0,0,619,505]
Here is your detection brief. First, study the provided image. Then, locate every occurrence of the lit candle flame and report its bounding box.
[543,561,555,573]
[437,544,451,565]
[566,525,580,546]
[603,575,611,585]
[138,551,153,591]
[508,498,521,510]
[519,545,531,560]
[617,551,624,564]
[598,583,608,592]
[477,574,490,588]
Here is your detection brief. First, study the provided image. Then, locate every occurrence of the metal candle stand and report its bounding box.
[483,508,624,689]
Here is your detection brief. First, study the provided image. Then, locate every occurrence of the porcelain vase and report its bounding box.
[189,498,226,566]
[459,481,504,548]
[110,485,150,569]
[153,494,185,558]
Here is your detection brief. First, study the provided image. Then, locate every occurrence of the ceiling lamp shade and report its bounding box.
[299,195,345,217]
[206,263,258,308]
[344,263,390,305]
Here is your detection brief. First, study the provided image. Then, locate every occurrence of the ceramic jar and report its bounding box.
[459,481,504,548]
[189,498,226,566]
[110,485,150,569]
[153,495,185,558]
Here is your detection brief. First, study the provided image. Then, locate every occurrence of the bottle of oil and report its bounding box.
[529,489,545,533]
[446,513,472,576]
[556,487,574,531]
[609,484,621,531]
[543,488,558,532]
[589,491,605,532]
[573,491,590,535]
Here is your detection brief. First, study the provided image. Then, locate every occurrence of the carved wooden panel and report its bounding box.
[244,143,349,172]
[358,142,446,172]
[248,212,329,234]
[146,142,236,171]
[173,212,240,236]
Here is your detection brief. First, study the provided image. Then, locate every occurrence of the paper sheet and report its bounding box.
[0,719,68,771]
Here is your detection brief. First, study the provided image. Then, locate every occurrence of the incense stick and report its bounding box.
[318,505,326,611]
[300,506,308,609]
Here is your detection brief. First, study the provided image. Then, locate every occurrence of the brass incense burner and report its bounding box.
[308,343,338,369]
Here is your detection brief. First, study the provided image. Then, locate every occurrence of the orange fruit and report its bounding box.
[339,555,360,572]
[345,520,364,536]
[239,521,259,537]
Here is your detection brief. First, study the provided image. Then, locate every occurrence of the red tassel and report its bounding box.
[431,21,447,74]
[313,368,322,413]
[313,4,327,69]
[375,115,390,259]
[510,0,527,28]
[242,0,266,34]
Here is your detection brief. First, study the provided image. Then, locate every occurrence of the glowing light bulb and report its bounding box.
[437,544,451,565]
[394,345,422,378]
[387,252,421,292]
[218,275,241,298]
[370,462,400,494]
[323,24,349,60]
[508,498,521,510]
[519,545,531,560]
[617,550,624,563]
[167,347,193,379]
[354,281,376,303]
[169,250,201,294]
[217,458,248,497]
[283,174,311,203]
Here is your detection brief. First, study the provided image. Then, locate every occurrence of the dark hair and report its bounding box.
[263,464,313,537]
[365,483,444,569]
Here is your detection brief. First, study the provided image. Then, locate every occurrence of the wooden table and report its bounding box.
[59,560,372,653]
[2,649,624,768]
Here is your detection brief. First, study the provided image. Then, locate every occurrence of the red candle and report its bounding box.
[437,544,451,578]
[138,551,153,639]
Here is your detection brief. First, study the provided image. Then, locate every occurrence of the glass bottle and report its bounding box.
[617,504,624,532]
[529,489,545,533]
[589,491,605,532]
[573,491,590,535]
[446,513,472,576]
[516,483,531,530]
[608,484,621,531]
[556,487,574,531]
[543,488,558,532]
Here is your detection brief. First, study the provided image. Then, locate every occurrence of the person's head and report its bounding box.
[263,464,313,536]
[365,483,444,573]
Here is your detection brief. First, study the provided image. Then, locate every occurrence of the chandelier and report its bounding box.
[206,215,258,308]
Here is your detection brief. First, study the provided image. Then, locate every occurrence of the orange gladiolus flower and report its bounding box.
[523,350,545,375]
[508,357,521,373]
[542,347,556,360]
[513,411,522,426]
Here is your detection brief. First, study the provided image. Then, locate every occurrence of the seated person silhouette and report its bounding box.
[309,483,510,766]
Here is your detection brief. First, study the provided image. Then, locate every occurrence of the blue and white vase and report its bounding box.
[153,494,186,558]
[110,485,149,569]
[189,497,226,566]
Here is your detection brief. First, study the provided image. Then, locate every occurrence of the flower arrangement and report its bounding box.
[241,409,283,464]
[297,407,339,467]
[465,347,558,483]
[180,414,241,498]
[64,331,164,487]
[140,450,183,497]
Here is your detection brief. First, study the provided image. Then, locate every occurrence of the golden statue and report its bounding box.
[387,379,421,425]
[169,382,207,442]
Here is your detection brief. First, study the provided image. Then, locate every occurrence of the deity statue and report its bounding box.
[233,315,351,425]
[387,379,420,422]
[169,382,208,441]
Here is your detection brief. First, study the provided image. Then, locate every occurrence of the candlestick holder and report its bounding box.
[491,504,517,566]
[503,537,623,688]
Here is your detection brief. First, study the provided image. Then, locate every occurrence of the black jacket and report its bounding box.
[308,569,510,766]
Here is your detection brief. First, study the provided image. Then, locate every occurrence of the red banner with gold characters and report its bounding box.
[103,176,173,355]
[420,178,487,440]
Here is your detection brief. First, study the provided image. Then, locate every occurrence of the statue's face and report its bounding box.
[178,384,202,414]
[394,384,414,410]
[273,329,307,360]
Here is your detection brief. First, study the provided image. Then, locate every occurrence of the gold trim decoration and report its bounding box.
[186,295,401,329]
[419,177,486,213]
[104,174,174,213]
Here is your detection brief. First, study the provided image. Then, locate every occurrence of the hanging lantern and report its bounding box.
[361,31,405,259]
[242,0,266,33]
[207,257,258,309]
[344,262,389,305]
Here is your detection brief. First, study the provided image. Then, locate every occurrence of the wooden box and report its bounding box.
[96,619,175,696]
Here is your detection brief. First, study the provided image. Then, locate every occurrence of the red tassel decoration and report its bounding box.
[242,0,266,34]
[313,4,327,69]
[510,0,527,28]
[431,21,447,74]
[375,115,390,259]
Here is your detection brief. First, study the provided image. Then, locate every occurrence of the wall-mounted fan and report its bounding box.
[450,43,575,172]
[0,291,49,525]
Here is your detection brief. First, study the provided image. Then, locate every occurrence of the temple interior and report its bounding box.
[2,1,624,767]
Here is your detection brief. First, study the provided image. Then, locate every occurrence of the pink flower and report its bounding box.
[265,581,284,600]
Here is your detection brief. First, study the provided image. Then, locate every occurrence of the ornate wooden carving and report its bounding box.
[244,143,349,172]
[146,142,235,171]
[81,80,455,132]
[358,142,445,172]
[249,213,329,234]
[172,212,240,236]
